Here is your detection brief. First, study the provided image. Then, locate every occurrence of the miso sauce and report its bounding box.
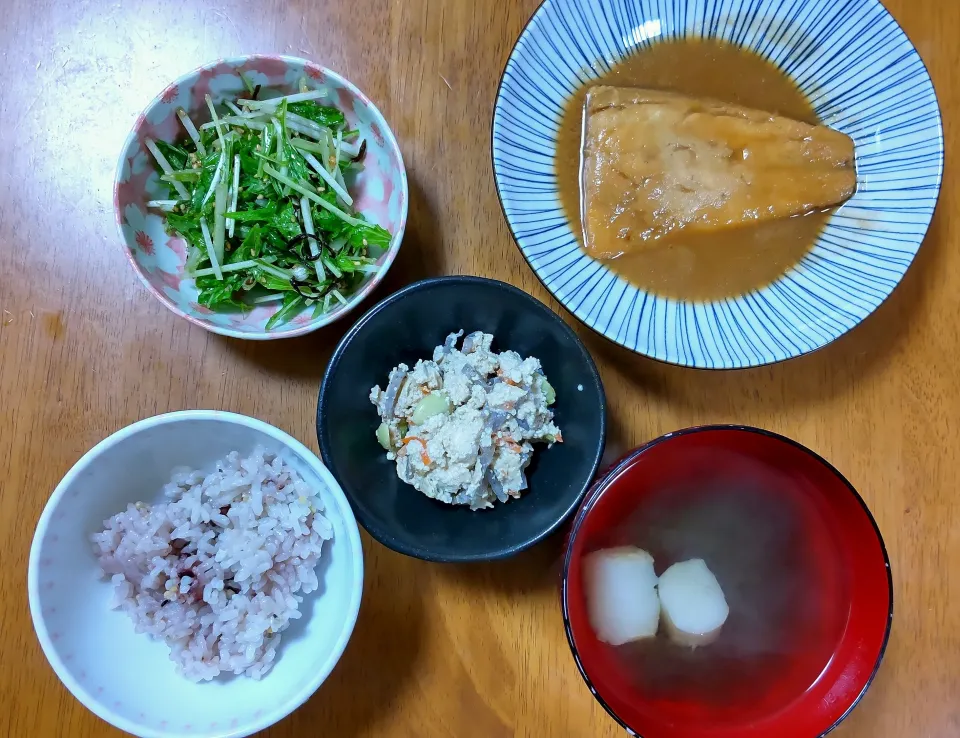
[556,40,831,301]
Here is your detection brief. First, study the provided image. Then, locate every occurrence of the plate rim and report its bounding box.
[490,0,945,370]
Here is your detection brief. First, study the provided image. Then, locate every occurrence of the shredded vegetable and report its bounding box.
[145,87,390,328]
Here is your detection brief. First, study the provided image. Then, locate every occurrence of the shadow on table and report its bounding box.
[597,404,632,469]
[215,175,444,380]
[277,543,428,737]
[435,534,567,596]
[584,208,946,414]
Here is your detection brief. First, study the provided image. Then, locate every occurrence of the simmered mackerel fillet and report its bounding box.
[581,86,857,258]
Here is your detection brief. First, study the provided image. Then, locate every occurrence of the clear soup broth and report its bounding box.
[573,444,850,726]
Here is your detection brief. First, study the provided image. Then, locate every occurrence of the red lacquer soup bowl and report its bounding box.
[562,426,892,738]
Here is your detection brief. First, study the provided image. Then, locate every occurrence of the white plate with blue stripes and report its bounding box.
[492,0,943,369]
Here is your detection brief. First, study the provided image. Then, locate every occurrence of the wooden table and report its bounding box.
[2,0,958,736]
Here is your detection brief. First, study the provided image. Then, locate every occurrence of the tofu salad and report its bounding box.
[369,331,563,510]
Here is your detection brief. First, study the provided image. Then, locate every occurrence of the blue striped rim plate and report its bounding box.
[492,0,943,369]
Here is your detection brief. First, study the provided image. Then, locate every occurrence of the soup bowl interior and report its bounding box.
[562,426,891,738]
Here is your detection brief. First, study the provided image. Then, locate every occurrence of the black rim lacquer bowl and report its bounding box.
[317,276,607,562]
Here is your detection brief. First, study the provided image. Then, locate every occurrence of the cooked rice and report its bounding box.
[91,447,333,681]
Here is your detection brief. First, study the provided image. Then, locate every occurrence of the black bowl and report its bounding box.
[317,276,607,562]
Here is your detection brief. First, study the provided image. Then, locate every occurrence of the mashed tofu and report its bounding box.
[369,331,562,510]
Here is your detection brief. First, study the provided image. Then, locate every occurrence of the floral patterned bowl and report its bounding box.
[114,55,407,339]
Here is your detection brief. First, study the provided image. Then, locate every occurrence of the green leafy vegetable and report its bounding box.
[230,225,263,263]
[145,87,391,329]
[265,293,304,330]
[288,101,346,129]
[165,212,199,235]
[348,222,393,249]
[190,150,221,212]
[154,140,190,171]
[258,273,296,292]
[226,204,279,222]
[313,189,352,237]
[270,202,302,241]
[197,273,247,310]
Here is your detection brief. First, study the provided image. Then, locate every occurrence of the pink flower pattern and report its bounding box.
[158,270,180,291]
[135,231,154,255]
[165,234,186,264]
[160,84,178,103]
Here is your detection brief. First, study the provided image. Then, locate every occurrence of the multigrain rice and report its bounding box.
[91,448,333,681]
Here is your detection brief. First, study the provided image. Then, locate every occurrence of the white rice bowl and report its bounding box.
[29,412,364,738]
[93,448,334,682]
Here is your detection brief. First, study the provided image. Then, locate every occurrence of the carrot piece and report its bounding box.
[402,436,432,465]
[496,369,520,387]
[496,435,524,453]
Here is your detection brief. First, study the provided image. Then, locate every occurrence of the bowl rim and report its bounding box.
[316,274,608,562]
[559,423,894,738]
[112,54,408,341]
[489,0,945,370]
[27,410,365,738]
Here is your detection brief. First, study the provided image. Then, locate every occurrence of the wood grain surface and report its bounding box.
[1,1,958,736]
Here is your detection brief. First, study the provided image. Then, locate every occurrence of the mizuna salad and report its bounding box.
[145,79,391,329]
